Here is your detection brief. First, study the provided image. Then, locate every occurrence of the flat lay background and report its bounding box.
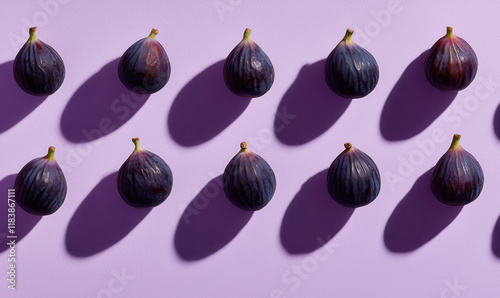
[1,0,500,297]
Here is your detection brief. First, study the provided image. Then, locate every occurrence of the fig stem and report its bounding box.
[239,142,249,153]
[449,134,461,150]
[243,28,252,41]
[44,146,56,161]
[344,143,353,150]
[148,28,159,40]
[29,27,38,42]
[343,29,354,41]
[132,138,142,152]
[446,26,454,38]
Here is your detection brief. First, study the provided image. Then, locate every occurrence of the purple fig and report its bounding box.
[118,29,171,94]
[430,134,484,205]
[424,27,478,92]
[14,146,67,215]
[13,27,65,96]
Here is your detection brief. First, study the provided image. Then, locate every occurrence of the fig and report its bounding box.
[430,134,484,205]
[118,28,171,94]
[13,27,65,96]
[223,28,274,98]
[327,143,381,208]
[14,146,67,215]
[424,27,478,92]
[117,138,173,208]
[324,29,379,99]
[223,142,276,211]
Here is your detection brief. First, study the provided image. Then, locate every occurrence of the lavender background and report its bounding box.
[1,0,500,297]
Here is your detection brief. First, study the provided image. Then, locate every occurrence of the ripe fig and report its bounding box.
[223,28,274,98]
[14,146,67,215]
[13,27,65,96]
[117,138,173,208]
[324,29,379,99]
[118,29,171,94]
[327,143,381,208]
[430,134,484,206]
[223,142,276,211]
[424,27,478,92]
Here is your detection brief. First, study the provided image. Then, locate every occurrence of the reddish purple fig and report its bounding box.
[118,29,171,94]
[15,146,67,215]
[430,134,484,205]
[425,27,478,92]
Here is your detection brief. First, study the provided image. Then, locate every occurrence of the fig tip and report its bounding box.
[240,142,247,149]
[344,143,352,150]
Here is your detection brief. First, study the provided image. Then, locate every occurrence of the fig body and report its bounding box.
[424,27,478,92]
[14,146,67,215]
[430,134,484,205]
[117,138,173,208]
[327,143,381,207]
[118,29,171,94]
[13,27,65,96]
[324,29,379,99]
[223,28,274,98]
[223,142,276,211]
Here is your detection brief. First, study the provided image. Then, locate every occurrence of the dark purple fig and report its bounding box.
[118,29,171,94]
[430,134,484,206]
[223,142,276,211]
[223,28,274,98]
[425,27,478,92]
[324,29,379,99]
[13,27,65,96]
[327,143,381,208]
[14,146,67,215]
[117,138,173,208]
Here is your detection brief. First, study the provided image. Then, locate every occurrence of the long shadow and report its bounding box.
[168,60,251,147]
[65,172,151,257]
[0,61,47,134]
[274,60,351,145]
[492,215,500,258]
[494,104,500,140]
[384,169,463,253]
[60,58,150,143]
[280,170,354,254]
[0,174,43,253]
[174,175,253,261]
[380,51,457,141]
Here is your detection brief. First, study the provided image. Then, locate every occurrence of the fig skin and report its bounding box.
[327,143,381,208]
[424,27,478,92]
[430,134,484,206]
[118,29,171,94]
[223,142,276,211]
[324,29,379,99]
[13,27,65,96]
[14,146,67,215]
[117,138,173,208]
[223,28,274,98]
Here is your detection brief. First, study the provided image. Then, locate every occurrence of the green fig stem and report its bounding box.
[239,141,249,153]
[44,146,56,161]
[343,29,354,41]
[243,28,252,41]
[344,143,353,150]
[449,134,462,150]
[148,28,158,40]
[29,27,38,42]
[132,138,142,152]
[446,26,454,38]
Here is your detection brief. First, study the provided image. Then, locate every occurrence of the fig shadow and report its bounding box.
[274,60,352,145]
[168,60,251,147]
[174,175,253,261]
[0,174,42,253]
[380,51,457,141]
[494,104,500,140]
[384,169,463,253]
[0,61,47,134]
[280,170,354,254]
[65,172,151,257]
[60,58,150,143]
[491,215,500,258]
